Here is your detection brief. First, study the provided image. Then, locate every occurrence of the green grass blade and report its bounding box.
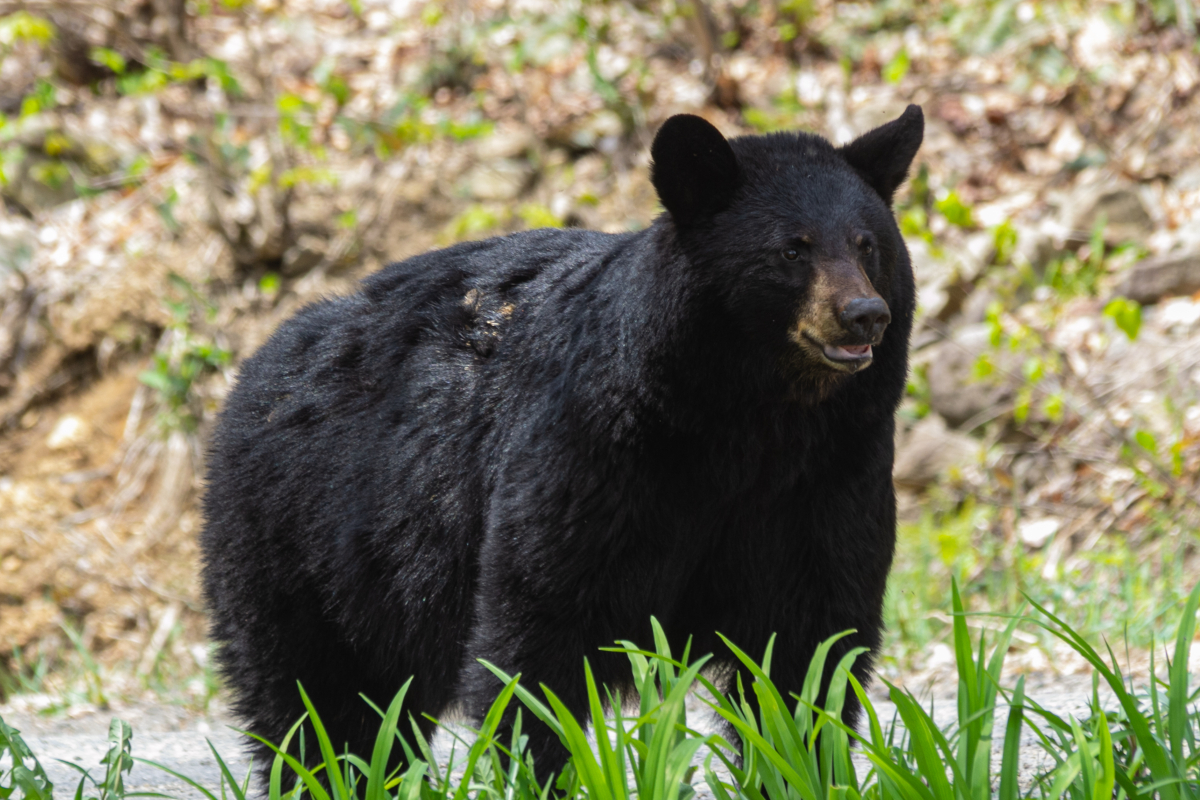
[704,762,739,800]
[1094,704,1115,800]
[979,609,1021,799]
[1168,583,1200,770]
[543,685,611,800]
[1045,750,1083,800]
[650,617,678,685]
[863,751,940,800]
[715,632,809,760]
[662,739,706,800]
[395,761,428,800]
[205,739,251,800]
[478,660,567,741]
[296,683,349,800]
[951,580,979,713]
[653,658,710,799]
[1,717,55,800]
[242,729,333,800]
[364,678,412,800]
[706,701,816,799]
[821,647,868,792]
[607,689,635,800]
[132,757,223,800]
[798,631,855,727]
[1071,715,1096,800]
[582,661,625,800]
[887,685,956,800]
[409,715,444,789]
[998,676,1025,800]
[451,672,521,800]
[848,673,889,754]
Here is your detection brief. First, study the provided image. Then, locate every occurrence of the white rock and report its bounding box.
[1018,517,1060,548]
[1049,120,1085,162]
[47,414,90,451]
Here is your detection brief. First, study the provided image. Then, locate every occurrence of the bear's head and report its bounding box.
[650,106,923,391]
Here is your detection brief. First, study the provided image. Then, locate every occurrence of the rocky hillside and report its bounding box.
[1,0,1198,699]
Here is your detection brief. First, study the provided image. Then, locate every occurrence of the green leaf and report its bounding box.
[0,12,56,46]
[1103,297,1142,340]
[1041,392,1065,423]
[1013,386,1033,424]
[1134,429,1158,454]
[998,676,1025,800]
[1167,583,1200,769]
[992,220,1018,265]
[138,369,175,394]
[90,47,126,74]
[363,679,411,800]
[297,683,349,800]
[882,48,910,83]
[935,191,975,228]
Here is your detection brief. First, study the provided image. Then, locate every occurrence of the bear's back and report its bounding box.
[218,227,621,435]
[201,227,632,588]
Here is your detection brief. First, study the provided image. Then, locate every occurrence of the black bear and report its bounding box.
[201,105,923,787]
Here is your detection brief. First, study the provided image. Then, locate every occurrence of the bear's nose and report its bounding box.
[840,297,891,342]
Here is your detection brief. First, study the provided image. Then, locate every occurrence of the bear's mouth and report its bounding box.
[826,343,871,360]
[801,332,875,372]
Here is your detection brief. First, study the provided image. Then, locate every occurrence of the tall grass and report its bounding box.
[3,584,1198,800]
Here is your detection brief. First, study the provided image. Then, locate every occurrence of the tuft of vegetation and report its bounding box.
[5,586,1199,800]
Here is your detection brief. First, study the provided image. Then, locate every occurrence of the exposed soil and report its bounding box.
[1,0,1199,708]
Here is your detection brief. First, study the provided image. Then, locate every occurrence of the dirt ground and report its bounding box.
[2,0,1199,730]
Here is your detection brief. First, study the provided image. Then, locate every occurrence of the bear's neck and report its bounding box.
[583,223,836,438]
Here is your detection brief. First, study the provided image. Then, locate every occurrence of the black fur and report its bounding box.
[837,104,924,204]
[201,106,924,788]
[650,115,741,226]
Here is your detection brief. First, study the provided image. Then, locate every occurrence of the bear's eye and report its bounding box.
[782,248,800,261]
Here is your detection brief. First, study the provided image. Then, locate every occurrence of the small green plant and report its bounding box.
[138,275,230,433]
[0,11,55,51]
[0,715,54,800]
[934,190,975,229]
[59,719,137,800]
[992,220,1019,267]
[1104,296,1142,340]
[882,47,911,83]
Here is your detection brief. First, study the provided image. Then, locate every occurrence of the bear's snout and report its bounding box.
[839,297,890,344]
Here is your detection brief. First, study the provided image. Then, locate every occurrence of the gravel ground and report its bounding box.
[1,674,1116,799]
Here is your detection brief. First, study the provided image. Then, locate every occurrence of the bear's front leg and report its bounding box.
[457,515,683,778]
[458,596,649,777]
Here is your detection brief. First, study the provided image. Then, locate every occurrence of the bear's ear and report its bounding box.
[837,104,924,205]
[651,114,740,227]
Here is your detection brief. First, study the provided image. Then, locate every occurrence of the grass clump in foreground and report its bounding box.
[3,582,1199,800]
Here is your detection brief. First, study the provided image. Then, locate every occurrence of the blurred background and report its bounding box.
[0,0,1198,711]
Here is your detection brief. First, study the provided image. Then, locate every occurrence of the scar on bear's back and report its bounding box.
[460,288,517,358]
